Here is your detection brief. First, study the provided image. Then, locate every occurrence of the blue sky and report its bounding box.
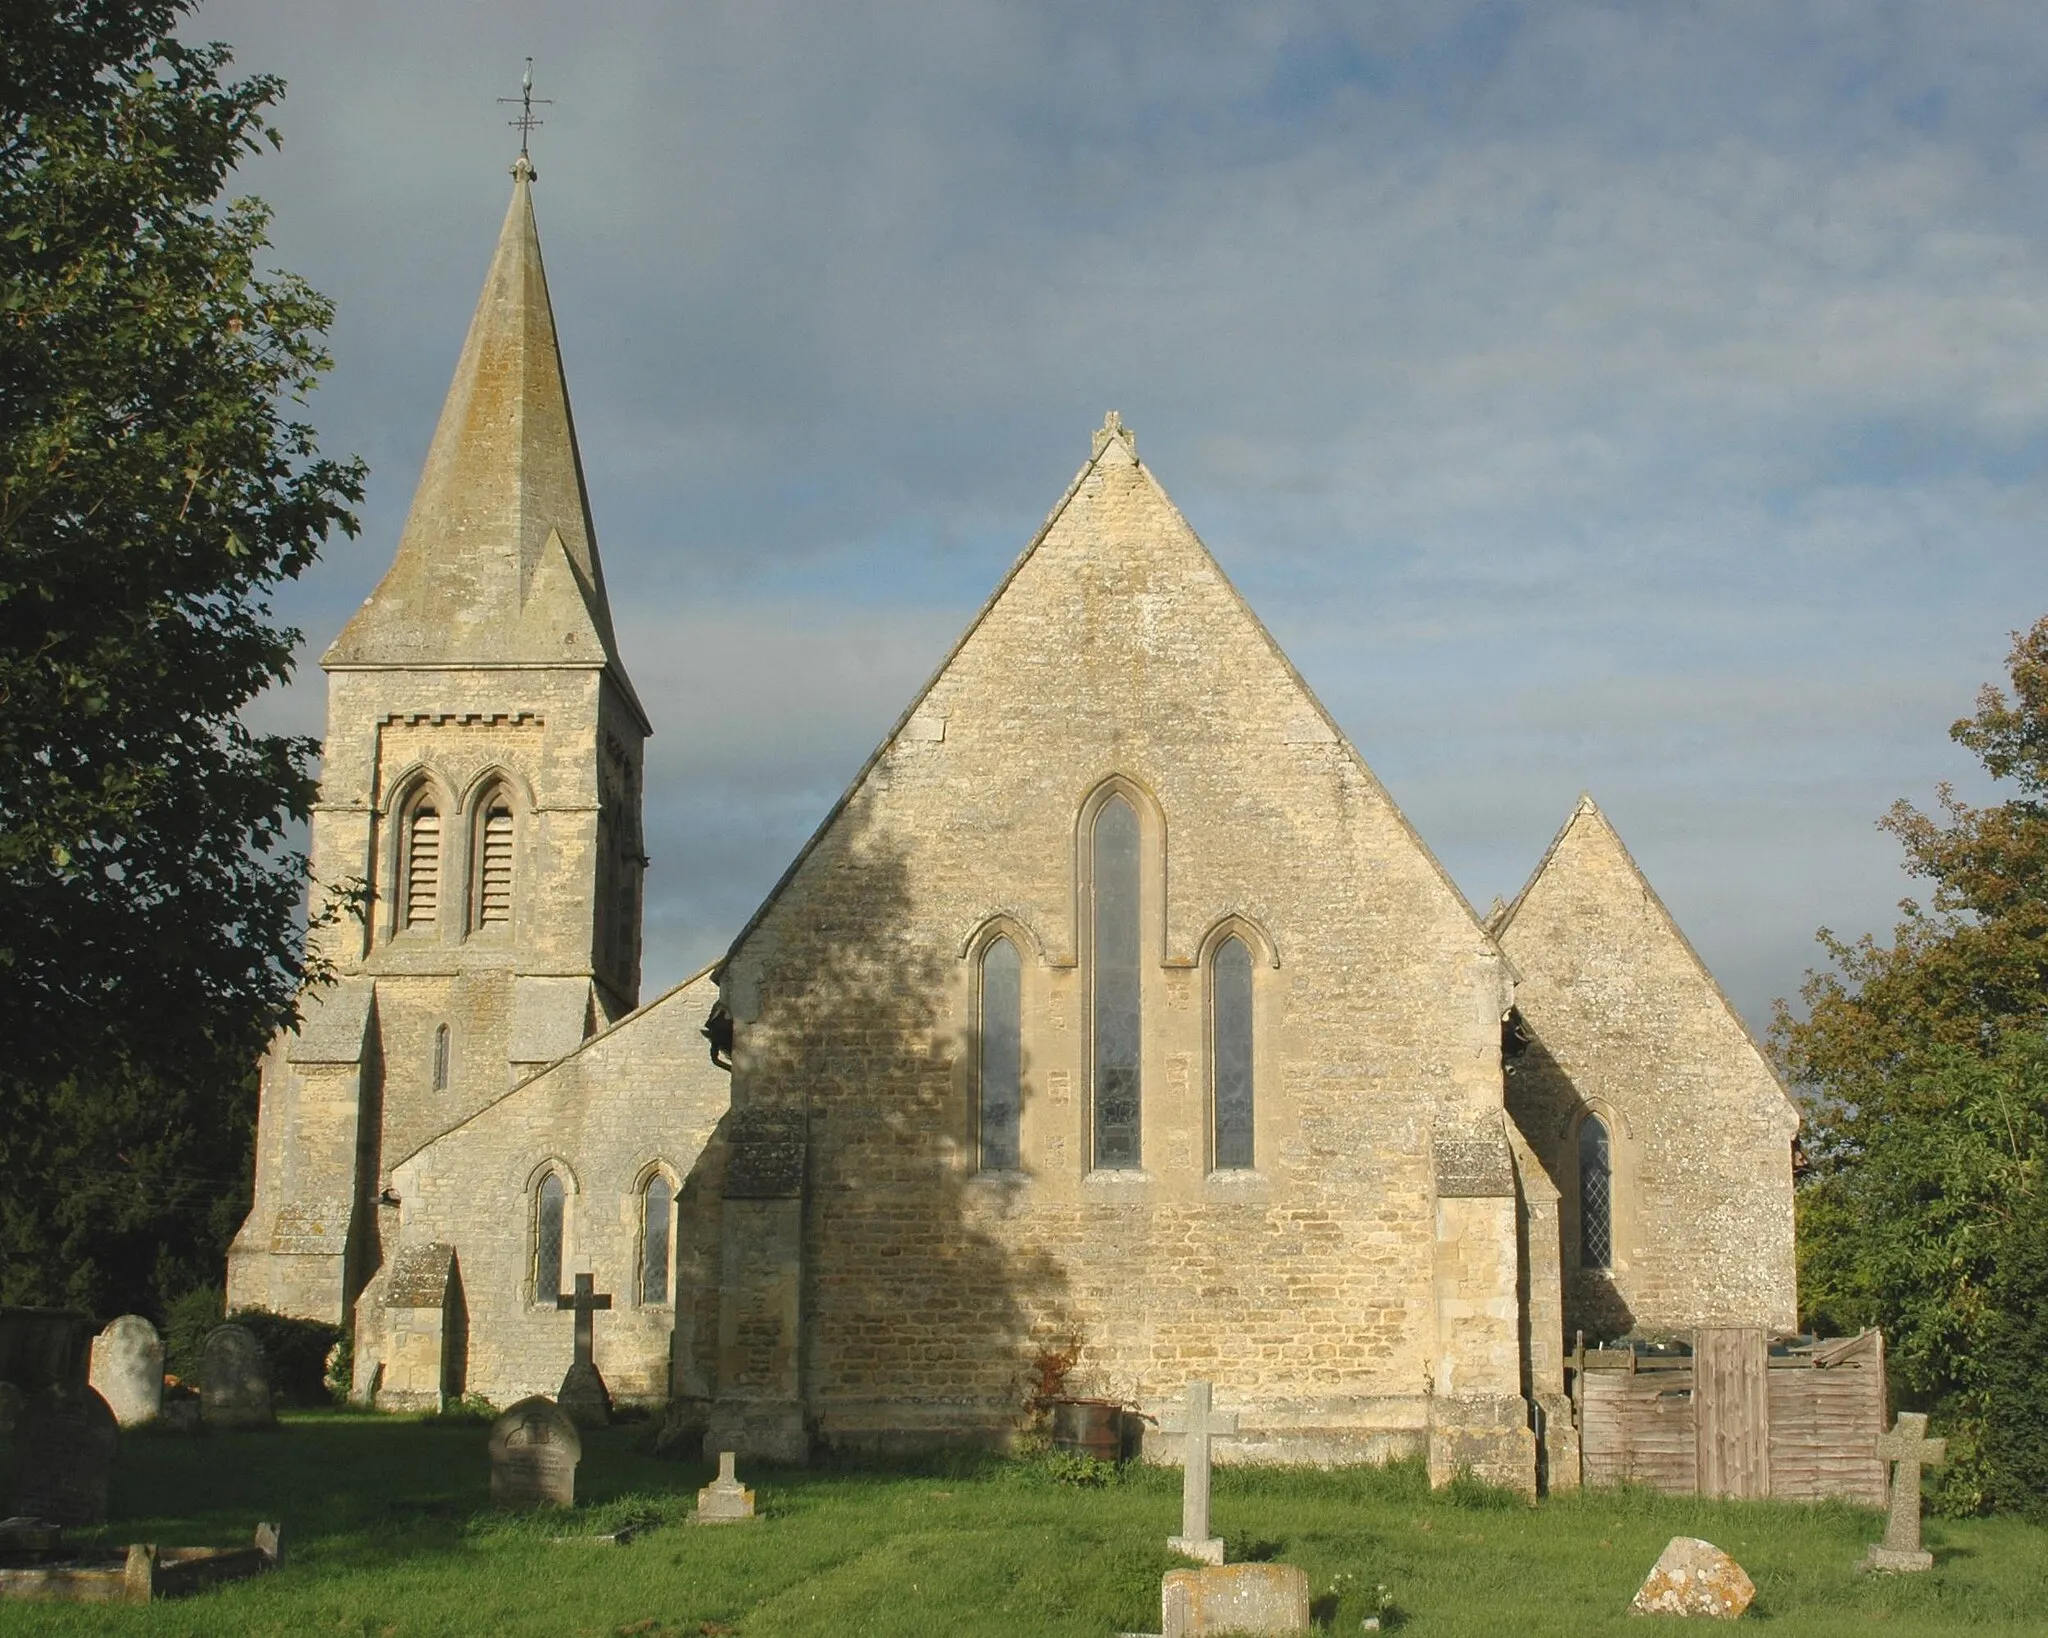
[200,1,2048,1031]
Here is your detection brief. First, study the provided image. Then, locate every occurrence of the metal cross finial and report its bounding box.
[499,57,553,168]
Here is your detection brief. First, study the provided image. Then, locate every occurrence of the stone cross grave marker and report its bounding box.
[89,1315,163,1427]
[10,1385,117,1526]
[695,1450,759,1524]
[1863,1411,1947,1572]
[200,1324,274,1429]
[555,1273,614,1428]
[1162,1380,1237,1566]
[488,1395,581,1509]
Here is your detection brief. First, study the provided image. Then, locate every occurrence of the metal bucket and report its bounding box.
[1049,1398,1123,1463]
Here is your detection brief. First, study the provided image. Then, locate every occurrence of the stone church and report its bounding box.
[228,162,1800,1494]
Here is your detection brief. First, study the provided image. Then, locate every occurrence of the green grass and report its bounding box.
[4,1412,2043,1635]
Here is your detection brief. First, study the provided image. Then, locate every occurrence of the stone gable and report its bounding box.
[1497,797,1799,1340]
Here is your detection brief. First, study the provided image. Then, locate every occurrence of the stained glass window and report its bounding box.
[535,1172,565,1300]
[1092,796,1142,1168]
[979,937,1022,1170]
[1578,1115,1613,1270]
[1212,936,1254,1170]
[641,1174,674,1304]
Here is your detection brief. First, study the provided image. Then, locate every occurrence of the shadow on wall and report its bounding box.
[677,795,1077,1456]
[1505,1028,1636,1347]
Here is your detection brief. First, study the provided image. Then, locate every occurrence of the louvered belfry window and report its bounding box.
[477,800,514,926]
[404,806,440,927]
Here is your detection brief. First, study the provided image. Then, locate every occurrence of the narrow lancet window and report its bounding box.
[979,937,1022,1170]
[534,1171,565,1300]
[1211,936,1255,1170]
[404,804,440,927]
[1091,795,1142,1168]
[641,1174,674,1304]
[431,1024,450,1092]
[1579,1116,1613,1270]
[477,797,514,926]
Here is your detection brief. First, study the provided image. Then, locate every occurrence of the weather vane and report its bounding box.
[498,58,552,168]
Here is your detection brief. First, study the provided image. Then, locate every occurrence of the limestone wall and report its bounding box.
[357,970,728,1407]
[1498,799,1800,1343]
[723,428,1516,1462]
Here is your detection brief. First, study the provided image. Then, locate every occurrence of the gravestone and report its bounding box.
[9,1386,117,1527]
[1161,1564,1311,1637]
[554,1274,614,1429]
[1630,1537,1756,1618]
[1862,1412,1947,1572]
[199,1324,274,1429]
[89,1316,163,1427]
[1162,1380,1237,1565]
[488,1396,580,1509]
[694,1450,758,1524]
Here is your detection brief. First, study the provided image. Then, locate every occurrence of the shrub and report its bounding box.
[223,1308,340,1406]
[161,1285,224,1383]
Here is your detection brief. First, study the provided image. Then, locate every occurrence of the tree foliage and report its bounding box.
[1777,615,2048,1513]
[0,2,362,1317]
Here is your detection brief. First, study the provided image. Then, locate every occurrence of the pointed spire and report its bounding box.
[326,165,642,722]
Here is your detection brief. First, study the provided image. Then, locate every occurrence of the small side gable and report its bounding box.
[1497,795,1798,1126]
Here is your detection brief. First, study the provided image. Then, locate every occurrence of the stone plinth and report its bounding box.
[1162,1564,1311,1637]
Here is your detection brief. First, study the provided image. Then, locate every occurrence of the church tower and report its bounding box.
[228,157,650,1325]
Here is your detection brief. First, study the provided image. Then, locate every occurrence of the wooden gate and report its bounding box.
[1572,1329,1885,1502]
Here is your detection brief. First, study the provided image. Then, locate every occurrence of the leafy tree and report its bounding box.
[1778,615,2048,1512]
[0,2,362,1318]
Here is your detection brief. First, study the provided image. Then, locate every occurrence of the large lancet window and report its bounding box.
[1211,936,1255,1170]
[1578,1115,1613,1270]
[1091,795,1142,1168]
[403,802,441,928]
[476,794,514,928]
[534,1171,566,1300]
[978,937,1022,1171]
[640,1173,674,1305]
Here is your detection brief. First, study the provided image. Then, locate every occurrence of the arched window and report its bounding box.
[431,1024,450,1092]
[475,793,514,928]
[402,801,441,928]
[641,1173,674,1305]
[1211,936,1254,1170]
[1578,1115,1613,1270]
[978,937,1022,1170]
[1091,795,1142,1168]
[534,1171,565,1300]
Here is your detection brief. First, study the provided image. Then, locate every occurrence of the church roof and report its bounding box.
[325,159,645,729]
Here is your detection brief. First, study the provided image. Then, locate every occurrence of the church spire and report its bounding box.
[325,158,642,723]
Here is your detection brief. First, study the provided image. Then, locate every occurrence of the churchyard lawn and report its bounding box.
[8,1412,2043,1636]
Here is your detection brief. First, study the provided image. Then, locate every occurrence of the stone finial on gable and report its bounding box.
[1092,409,1136,459]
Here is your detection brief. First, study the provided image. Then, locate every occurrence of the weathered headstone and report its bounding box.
[1630,1537,1756,1618]
[488,1396,580,1510]
[9,1386,117,1527]
[694,1450,758,1524]
[554,1274,614,1429]
[1863,1412,1947,1572]
[199,1324,274,1429]
[1162,1380,1237,1565]
[1161,1564,1311,1637]
[88,1316,163,1428]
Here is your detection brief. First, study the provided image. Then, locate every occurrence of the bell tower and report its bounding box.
[228,155,650,1323]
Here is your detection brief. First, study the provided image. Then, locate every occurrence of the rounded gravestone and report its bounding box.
[487,1396,580,1510]
[199,1324,274,1429]
[89,1315,164,1427]
[11,1385,118,1526]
